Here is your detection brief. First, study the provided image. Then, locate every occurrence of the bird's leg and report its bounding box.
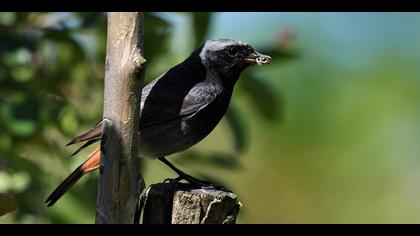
[158,157,212,187]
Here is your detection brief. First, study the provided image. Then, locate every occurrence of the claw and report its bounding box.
[163,176,183,184]
[158,157,227,191]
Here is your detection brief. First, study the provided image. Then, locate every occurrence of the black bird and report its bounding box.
[45,39,271,207]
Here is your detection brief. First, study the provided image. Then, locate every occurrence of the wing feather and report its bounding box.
[66,55,215,152]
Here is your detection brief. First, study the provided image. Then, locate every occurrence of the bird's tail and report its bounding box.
[45,146,101,207]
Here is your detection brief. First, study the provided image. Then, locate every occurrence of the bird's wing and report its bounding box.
[139,83,219,128]
[63,78,163,149]
[179,82,220,117]
[66,62,213,148]
[138,62,215,128]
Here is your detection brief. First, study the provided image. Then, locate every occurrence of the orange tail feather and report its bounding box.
[45,147,101,207]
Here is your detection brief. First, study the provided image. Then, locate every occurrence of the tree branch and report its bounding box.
[96,12,146,224]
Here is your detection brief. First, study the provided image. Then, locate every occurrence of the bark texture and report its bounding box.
[96,12,146,224]
[141,183,241,224]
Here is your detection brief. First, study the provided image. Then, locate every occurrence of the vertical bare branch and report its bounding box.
[96,12,146,224]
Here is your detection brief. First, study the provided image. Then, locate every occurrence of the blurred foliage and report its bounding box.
[4,12,420,224]
[0,12,288,223]
[0,193,16,216]
[191,12,212,47]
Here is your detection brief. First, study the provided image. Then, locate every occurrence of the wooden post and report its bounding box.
[96,12,146,224]
[139,183,242,224]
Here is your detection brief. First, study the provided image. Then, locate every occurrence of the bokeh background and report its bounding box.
[1,12,420,224]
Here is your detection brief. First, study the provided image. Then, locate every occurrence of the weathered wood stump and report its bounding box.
[138,182,241,224]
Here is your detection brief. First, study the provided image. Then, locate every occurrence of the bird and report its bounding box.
[45,39,271,207]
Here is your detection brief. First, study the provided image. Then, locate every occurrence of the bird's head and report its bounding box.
[199,39,271,80]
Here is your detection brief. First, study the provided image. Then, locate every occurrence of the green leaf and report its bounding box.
[0,12,17,26]
[191,13,212,48]
[58,106,79,135]
[144,13,172,65]
[56,38,85,65]
[0,133,12,152]
[0,25,38,54]
[11,172,30,192]
[240,74,283,122]
[0,92,40,137]
[74,12,104,29]
[41,29,87,67]
[11,66,34,82]
[0,171,30,193]
[225,102,247,153]
[3,48,32,66]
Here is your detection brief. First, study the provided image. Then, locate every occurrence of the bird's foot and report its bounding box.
[163,176,184,184]
[163,174,225,191]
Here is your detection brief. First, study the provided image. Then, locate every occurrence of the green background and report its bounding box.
[1,12,420,223]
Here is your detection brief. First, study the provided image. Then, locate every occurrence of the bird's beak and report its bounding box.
[243,51,272,65]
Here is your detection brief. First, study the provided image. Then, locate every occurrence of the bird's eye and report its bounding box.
[227,47,239,56]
